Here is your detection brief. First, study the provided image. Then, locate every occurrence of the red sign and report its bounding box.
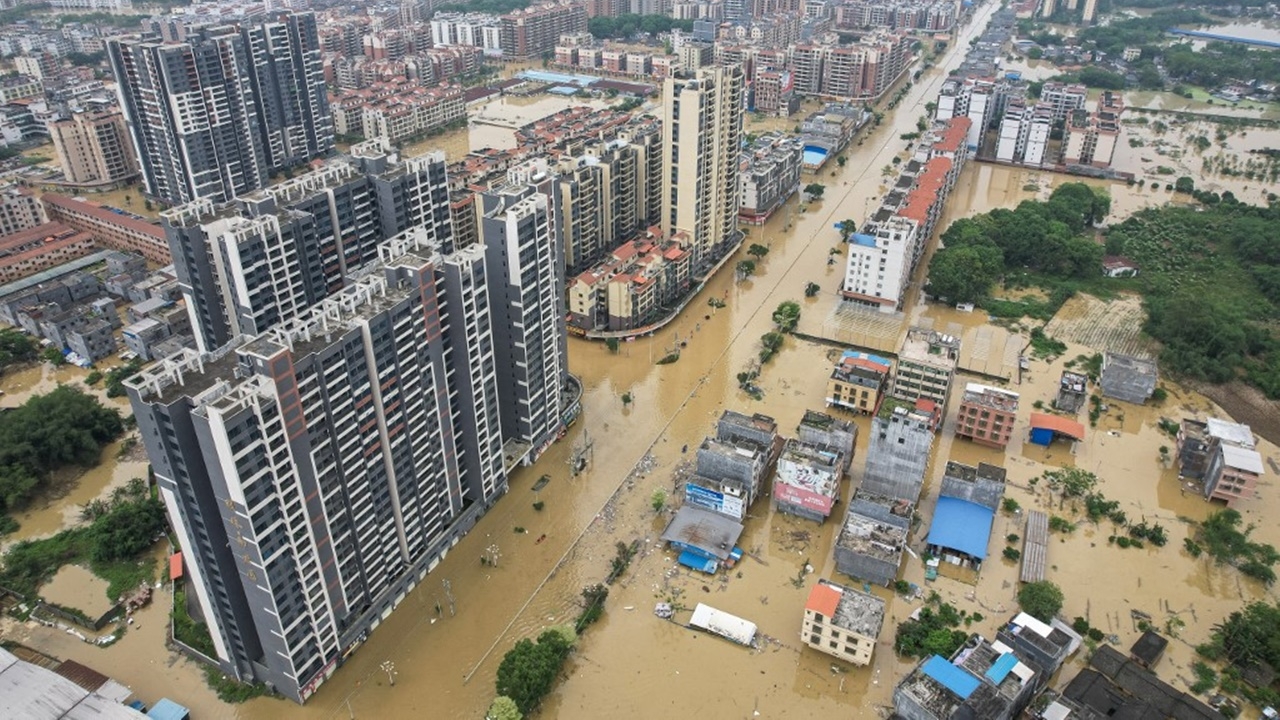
[773,482,835,516]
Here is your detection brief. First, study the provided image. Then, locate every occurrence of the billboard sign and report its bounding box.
[685,482,745,520]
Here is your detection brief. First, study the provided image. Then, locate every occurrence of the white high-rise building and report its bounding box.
[662,64,745,272]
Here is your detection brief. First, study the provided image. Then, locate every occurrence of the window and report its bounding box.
[829,640,839,649]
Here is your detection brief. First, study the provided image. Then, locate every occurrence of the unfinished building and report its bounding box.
[1099,352,1157,404]
[1055,370,1088,414]
[937,461,1006,509]
[795,410,857,475]
[862,406,935,502]
[893,634,1045,720]
[834,491,912,587]
[995,612,1080,678]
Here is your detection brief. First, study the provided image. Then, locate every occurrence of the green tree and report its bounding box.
[803,183,825,200]
[1017,581,1065,622]
[1175,176,1195,194]
[747,243,770,260]
[605,337,619,353]
[40,347,65,365]
[0,328,37,374]
[771,301,801,333]
[89,497,165,563]
[488,696,523,720]
[736,260,756,278]
[837,219,858,242]
[650,489,667,513]
[804,282,820,298]
[495,628,574,714]
[926,244,1004,304]
[1042,468,1100,504]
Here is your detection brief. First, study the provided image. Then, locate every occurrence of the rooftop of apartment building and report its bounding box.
[42,194,165,241]
[721,409,777,436]
[831,350,891,384]
[806,578,885,638]
[837,491,911,560]
[999,612,1079,664]
[942,460,1008,486]
[960,382,1019,412]
[897,637,1036,719]
[899,327,960,368]
[799,409,856,436]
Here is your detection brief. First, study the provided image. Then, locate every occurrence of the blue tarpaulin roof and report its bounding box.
[678,550,719,574]
[926,496,995,560]
[985,652,1018,683]
[851,233,877,248]
[147,698,191,720]
[922,655,980,699]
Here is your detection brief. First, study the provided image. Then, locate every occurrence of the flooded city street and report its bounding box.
[3,2,1279,718]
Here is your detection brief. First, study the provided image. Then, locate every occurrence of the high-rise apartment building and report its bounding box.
[478,181,569,459]
[498,2,587,61]
[109,12,334,205]
[126,230,506,703]
[48,110,140,186]
[160,140,450,352]
[662,64,744,272]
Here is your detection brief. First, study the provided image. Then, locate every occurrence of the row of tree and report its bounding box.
[925,183,1110,305]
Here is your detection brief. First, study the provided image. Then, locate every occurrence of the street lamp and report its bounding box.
[381,660,397,687]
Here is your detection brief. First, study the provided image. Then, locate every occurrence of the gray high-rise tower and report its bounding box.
[109,12,334,206]
[126,230,506,703]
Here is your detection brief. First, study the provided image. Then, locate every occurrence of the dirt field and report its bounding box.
[1043,293,1160,359]
[1197,381,1280,450]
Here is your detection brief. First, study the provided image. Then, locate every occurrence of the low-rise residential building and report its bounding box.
[1062,92,1123,169]
[894,634,1045,720]
[0,222,96,283]
[1039,81,1088,123]
[1057,645,1224,720]
[826,349,891,414]
[925,461,1006,574]
[1099,352,1157,404]
[893,327,960,408]
[798,103,870,172]
[795,410,856,474]
[802,579,885,666]
[566,234,692,333]
[842,117,969,312]
[773,439,843,521]
[1204,439,1264,507]
[954,383,1019,449]
[41,193,169,264]
[0,75,42,104]
[1055,370,1089,414]
[739,132,803,224]
[330,81,465,143]
[684,411,780,521]
[0,186,45,237]
[834,490,912,586]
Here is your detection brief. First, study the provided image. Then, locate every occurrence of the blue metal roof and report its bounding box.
[147,698,191,720]
[985,652,1018,683]
[840,350,892,368]
[926,496,995,560]
[851,233,877,248]
[678,550,719,574]
[922,655,980,699]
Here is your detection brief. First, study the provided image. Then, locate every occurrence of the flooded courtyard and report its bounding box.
[2,3,1277,719]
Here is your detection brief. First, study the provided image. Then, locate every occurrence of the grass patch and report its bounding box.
[172,587,217,658]
[204,666,272,703]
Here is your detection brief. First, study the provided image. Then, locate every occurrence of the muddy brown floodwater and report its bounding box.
[9,4,1279,718]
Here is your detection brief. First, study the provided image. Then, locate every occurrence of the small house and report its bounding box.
[1100,353,1157,404]
[1129,629,1168,669]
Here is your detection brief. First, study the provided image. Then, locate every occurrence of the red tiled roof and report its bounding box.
[169,551,184,581]
[41,193,165,240]
[806,582,841,618]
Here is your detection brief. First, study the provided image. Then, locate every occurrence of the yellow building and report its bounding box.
[802,579,885,666]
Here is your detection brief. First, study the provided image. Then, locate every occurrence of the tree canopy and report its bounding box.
[495,628,574,714]
[0,328,37,375]
[925,183,1107,303]
[0,386,123,518]
[587,14,692,39]
[1018,581,1065,623]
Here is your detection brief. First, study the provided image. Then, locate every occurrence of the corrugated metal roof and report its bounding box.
[921,655,980,699]
[926,496,994,560]
[689,603,757,646]
[1221,445,1264,475]
[985,652,1018,683]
